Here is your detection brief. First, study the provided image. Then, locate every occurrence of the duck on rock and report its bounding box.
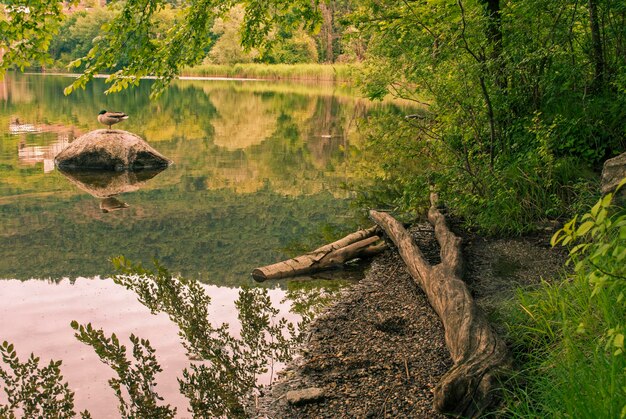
[98,110,129,130]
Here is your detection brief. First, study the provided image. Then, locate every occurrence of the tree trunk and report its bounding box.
[252,226,386,281]
[483,0,505,90]
[369,194,509,417]
[588,0,605,89]
[319,2,334,63]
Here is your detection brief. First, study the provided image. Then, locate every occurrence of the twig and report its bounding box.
[269,394,285,405]
[379,390,392,418]
[404,357,410,381]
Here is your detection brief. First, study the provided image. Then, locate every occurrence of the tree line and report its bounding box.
[41,1,359,70]
[31,0,624,232]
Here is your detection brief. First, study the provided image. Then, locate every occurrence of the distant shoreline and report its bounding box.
[24,63,357,84]
[25,71,263,82]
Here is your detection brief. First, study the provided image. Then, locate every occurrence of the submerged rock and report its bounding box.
[99,196,130,213]
[54,129,171,170]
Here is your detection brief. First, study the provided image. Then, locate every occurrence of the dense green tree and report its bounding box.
[59,0,321,97]
[0,0,68,76]
[350,0,626,232]
[208,5,258,64]
[48,8,116,66]
[3,0,625,232]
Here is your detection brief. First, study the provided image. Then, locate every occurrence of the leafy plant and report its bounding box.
[0,340,85,418]
[501,177,626,417]
[110,256,322,417]
[70,323,176,419]
[1,256,346,418]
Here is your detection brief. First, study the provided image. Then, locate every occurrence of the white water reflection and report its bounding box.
[0,278,295,418]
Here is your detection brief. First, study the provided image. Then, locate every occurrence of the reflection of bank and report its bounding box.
[18,135,71,173]
[58,168,167,213]
[12,118,82,173]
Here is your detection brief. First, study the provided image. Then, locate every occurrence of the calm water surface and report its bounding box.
[0,73,402,416]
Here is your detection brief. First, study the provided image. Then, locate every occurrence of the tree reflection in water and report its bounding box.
[0,257,347,418]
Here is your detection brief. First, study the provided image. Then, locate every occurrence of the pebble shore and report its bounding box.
[249,223,566,418]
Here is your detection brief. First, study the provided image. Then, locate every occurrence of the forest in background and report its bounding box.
[26,0,626,233]
[44,0,359,69]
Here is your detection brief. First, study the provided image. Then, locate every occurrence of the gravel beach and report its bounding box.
[249,222,567,418]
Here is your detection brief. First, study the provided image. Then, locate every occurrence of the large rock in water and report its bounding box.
[55,129,171,170]
[601,152,626,201]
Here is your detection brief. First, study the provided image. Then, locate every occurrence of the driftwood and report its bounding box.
[370,193,509,418]
[252,226,387,281]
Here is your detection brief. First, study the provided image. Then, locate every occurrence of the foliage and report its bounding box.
[1,256,347,417]
[208,5,258,65]
[552,177,626,358]
[110,257,304,417]
[501,179,626,417]
[348,109,432,214]
[0,340,85,418]
[264,29,319,65]
[0,0,71,76]
[348,0,626,234]
[59,0,322,98]
[4,0,625,233]
[48,8,116,68]
[70,323,176,418]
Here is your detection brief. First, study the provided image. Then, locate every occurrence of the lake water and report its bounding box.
[0,73,402,417]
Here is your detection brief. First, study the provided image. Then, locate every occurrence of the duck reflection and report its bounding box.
[58,168,167,213]
[99,196,130,213]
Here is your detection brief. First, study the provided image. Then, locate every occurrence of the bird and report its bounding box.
[97,110,129,130]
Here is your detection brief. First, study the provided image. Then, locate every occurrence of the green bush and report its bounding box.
[501,179,626,417]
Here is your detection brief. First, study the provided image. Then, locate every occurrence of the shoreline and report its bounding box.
[22,63,356,84]
[249,222,567,417]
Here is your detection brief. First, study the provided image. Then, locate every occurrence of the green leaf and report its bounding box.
[614,333,624,350]
[576,221,594,237]
[550,230,562,247]
[591,199,602,217]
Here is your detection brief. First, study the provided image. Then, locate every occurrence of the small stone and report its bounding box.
[285,387,325,405]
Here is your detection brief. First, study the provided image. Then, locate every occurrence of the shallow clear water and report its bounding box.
[0,73,401,416]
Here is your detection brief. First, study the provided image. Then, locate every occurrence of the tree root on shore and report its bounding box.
[370,193,510,418]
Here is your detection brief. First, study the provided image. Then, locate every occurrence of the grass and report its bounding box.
[498,262,626,417]
[496,188,626,417]
[180,63,357,82]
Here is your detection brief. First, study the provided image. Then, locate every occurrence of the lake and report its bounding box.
[0,73,403,417]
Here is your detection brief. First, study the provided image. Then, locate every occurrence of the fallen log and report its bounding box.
[252,226,387,281]
[370,193,509,418]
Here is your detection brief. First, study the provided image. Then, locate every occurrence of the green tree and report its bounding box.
[349,0,626,233]
[59,0,322,98]
[208,5,258,64]
[0,0,69,76]
[48,8,116,67]
[4,0,626,232]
